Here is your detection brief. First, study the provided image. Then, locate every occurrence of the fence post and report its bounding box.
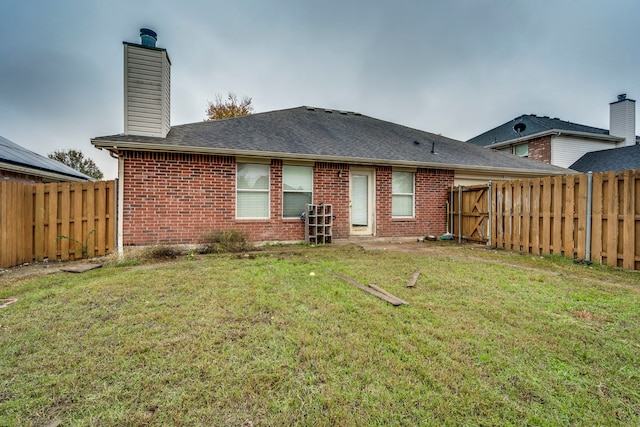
[585,171,593,262]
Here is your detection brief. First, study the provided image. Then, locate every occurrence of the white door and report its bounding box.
[350,169,375,236]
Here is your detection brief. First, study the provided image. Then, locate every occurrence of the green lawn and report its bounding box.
[1,244,639,426]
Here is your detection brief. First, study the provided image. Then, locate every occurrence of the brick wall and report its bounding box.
[314,162,350,238]
[375,167,453,237]
[121,151,453,244]
[527,136,552,164]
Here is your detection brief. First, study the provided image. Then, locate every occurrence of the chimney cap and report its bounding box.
[140,28,158,47]
[618,93,627,101]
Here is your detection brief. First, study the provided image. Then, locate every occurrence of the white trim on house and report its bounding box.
[349,168,376,236]
[92,140,568,177]
[485,129,622,150]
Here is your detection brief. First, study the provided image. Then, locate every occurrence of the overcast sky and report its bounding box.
[2,0,639,179]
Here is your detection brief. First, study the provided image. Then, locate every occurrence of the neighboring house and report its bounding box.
[570,144,640,173]
[91,29,568,247]
[467,95,638,169]
[0,135,91,183]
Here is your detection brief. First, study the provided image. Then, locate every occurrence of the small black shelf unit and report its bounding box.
[305,204,333,244]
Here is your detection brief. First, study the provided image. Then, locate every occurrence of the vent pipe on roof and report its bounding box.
[140,28,157,47]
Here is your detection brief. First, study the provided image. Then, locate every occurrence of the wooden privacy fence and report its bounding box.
[450,169,640,271]
[0,180,116,268]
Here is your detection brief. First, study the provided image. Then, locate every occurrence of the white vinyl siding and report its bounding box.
[124,44,171,137]
[283,165,313,218]
[237,163,270,218]
[392,171,414,217]
[551,136,616,169]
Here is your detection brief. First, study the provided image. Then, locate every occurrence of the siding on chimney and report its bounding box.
[124,43,171,137]
[610,98,636,147]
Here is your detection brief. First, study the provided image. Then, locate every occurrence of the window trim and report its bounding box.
[392,170,415,218]
[515,143,529,158]
[282,165,313,219]
[236,162,270,219]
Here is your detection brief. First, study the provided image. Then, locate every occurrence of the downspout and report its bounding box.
[117,156,124,258]
[109,149,125,258]
[458,185,463,244]
[450,183,454,235]
[585,171,593,262]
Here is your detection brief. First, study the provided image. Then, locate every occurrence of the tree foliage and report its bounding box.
[48,149,104,180]
[205,92,254,120]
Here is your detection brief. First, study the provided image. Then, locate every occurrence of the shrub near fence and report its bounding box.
[451,169,640,271]
[0,180,115,268]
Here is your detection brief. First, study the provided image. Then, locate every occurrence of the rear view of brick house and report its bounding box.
[91,29,567,250]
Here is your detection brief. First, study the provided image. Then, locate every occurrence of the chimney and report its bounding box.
[609,93,636,147]
[123,28,171,137]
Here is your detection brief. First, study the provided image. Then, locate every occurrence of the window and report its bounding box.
[237,163,269,218]
[498,146,511,154]
[283,165,312,218]
[392,171,414,217]
[515,143,529,157]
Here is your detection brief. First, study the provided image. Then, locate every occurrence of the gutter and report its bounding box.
[484,129,623,150]
[91,140,570,177]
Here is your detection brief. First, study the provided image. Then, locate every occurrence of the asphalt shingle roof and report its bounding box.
[0,135,91,180]
[570,144,640,172]
[93,106,567,174]
[467,114,611,147]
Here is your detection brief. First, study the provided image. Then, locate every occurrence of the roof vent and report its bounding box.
[618,93,627,102]
[140,28,158,47]
[513,122,526,134]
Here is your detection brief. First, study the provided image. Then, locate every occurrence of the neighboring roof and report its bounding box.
[0,135,91,181]
[570,144,640,173]
[92,106,568,175]
[467,114,620,148]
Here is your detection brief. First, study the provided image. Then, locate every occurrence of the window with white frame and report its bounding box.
[515,143,529,157]
[237,163,270,218]
[392,171,414,217]
[283,165,312,218]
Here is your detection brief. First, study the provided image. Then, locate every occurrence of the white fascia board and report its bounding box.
[91,139,570,177]
[486,130,622,149]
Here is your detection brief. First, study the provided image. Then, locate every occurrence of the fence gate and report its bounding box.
[449,185,490,243]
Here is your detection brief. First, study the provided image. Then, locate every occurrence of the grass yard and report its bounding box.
[1,243,639,426]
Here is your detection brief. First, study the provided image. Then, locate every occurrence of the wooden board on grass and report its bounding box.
[329,270,407,306]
